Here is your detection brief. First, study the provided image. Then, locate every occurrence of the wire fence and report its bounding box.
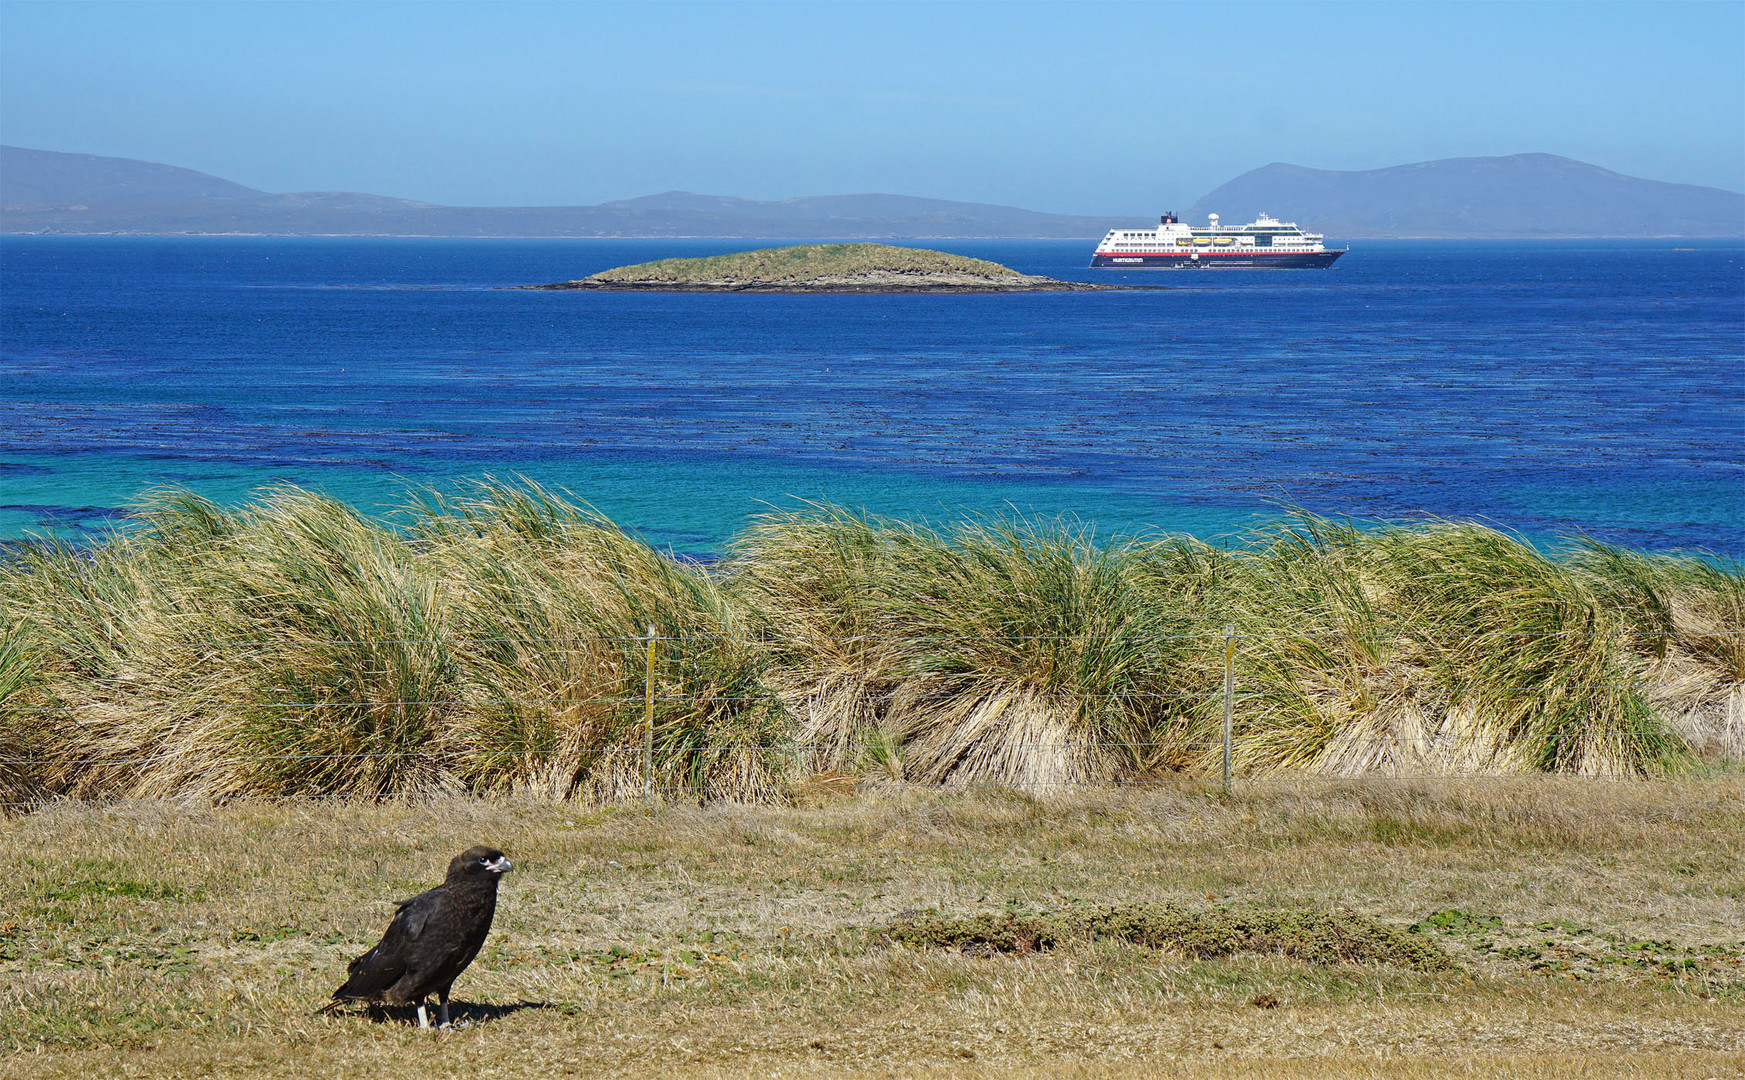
[0,730,1714,770]
[0,685,1713,716]
[22,628,1745,647]
[4,622,1741,812]
[3,779,1741,816]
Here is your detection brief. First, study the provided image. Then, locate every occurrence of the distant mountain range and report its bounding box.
[1191,154,1744,238]
[3,146,1740,238]
[0,147,1125,238]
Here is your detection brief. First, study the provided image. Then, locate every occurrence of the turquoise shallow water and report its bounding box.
[2,236,1741,555]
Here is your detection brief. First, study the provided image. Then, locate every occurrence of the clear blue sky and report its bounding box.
[3,1,1741,214]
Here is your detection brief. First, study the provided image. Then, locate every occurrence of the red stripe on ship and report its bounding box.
[1094,251,1317,257]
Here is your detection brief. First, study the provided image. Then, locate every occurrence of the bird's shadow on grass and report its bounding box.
[449,1000,561,1025]
[340,1000,563,1027]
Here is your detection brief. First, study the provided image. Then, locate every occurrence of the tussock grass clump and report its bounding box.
[3,487,466,799]
[0,481,784,805]
[1125,517,1703,778]
[1,486,1739,805]
[724,506,913,779]
[728,507,1191,789]
[1371,524,1682,775]
[0,620,54,806]
[885,902,1457,971]
[1571,541,1745,763]
[410,482,785,803]
[210,487,462,797]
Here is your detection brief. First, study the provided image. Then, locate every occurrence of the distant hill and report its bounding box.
[0,146,1127,238]
[7,146,1739,238]
[2,146,266,205]
[1190,154,1744,237]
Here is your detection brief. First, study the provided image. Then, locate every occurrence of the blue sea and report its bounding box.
[2,236,1741,557]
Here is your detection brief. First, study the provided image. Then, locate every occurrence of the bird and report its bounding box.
[323,845,513,1029]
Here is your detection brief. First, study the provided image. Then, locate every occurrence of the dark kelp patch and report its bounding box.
[884,902,1457,971]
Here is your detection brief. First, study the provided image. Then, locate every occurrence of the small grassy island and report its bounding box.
[525,242,1120,292]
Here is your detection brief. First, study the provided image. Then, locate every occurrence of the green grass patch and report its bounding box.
[1411,909,1503,934]
[884,901,1458,971]
[35,876,186,903]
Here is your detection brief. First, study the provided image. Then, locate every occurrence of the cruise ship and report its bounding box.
[1090,212,1345,269]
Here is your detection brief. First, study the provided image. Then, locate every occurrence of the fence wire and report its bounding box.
[4,777,1742,816]
[5,625,1740,808]
[22,628,1745,649]
[0,683,1702,717]
[0,725,1720,771]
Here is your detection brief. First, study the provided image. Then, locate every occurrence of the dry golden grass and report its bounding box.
[2,780,1740,1078]
[5,488,1742,808]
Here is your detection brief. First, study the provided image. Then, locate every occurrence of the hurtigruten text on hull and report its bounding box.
[1090,212,1346,269]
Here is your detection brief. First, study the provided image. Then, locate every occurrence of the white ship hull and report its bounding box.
[1091,249,1343,269]
[1091,211,1345,270]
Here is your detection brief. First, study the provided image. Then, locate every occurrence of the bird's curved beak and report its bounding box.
[486,856,513,874]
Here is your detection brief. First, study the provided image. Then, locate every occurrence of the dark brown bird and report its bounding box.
[324,845,512,1029]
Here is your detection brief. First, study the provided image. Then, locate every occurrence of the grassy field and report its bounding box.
[2,781,1741,1078]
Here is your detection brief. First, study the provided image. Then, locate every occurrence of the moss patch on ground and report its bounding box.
[886,902,1457,970]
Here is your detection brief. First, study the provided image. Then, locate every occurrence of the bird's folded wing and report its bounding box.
[334,887,450,998]
[393,886,447,941]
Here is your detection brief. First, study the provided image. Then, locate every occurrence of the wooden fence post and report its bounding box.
[643,623,656,805]
[1222,623,1235,792]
